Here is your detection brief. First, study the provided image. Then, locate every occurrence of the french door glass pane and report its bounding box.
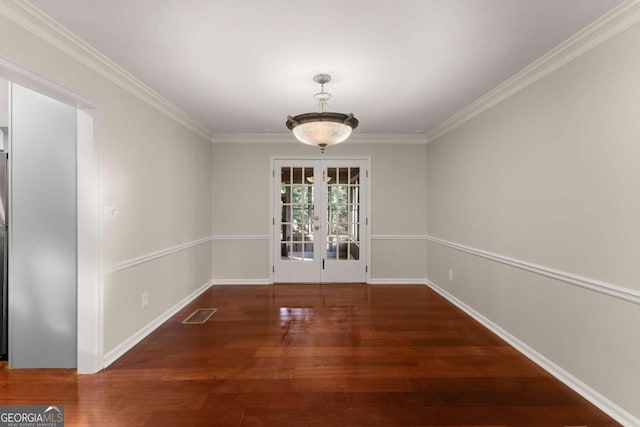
[326,167,360,261]
[281,166,315,261]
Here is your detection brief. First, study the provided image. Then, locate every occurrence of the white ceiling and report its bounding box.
[30,0,623,135]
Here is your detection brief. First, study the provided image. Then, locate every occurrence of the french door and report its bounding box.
[273,159,368,283]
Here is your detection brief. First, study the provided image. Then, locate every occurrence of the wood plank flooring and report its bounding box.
[0,284,619,426]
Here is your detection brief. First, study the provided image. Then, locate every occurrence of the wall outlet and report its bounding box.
[141,292,149,308]
[448,269,454,281]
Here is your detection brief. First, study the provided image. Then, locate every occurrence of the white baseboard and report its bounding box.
[425,279,639,426]
[368,278,427,285]
[212,279,429,285]
[212,278,429,286]
[212,278,272,285]
[102,279,213,368]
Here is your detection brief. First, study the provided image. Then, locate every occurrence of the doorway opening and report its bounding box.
[0,59,102,373]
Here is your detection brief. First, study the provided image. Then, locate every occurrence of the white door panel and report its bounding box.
[273,161,321,282]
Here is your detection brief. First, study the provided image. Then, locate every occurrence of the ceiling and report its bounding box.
[30,0,623,136]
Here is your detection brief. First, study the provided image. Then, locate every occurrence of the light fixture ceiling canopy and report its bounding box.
[286,74,359,152]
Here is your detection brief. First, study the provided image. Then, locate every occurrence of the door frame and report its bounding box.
[269,155,372,284]
[1,56,103,374]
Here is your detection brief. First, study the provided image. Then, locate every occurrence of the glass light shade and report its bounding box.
[292,121,353,147]
[286,112,359,150]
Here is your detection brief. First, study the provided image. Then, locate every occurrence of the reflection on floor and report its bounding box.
[0,284,619,426]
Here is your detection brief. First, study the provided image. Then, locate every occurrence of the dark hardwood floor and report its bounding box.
[0,284,619,426]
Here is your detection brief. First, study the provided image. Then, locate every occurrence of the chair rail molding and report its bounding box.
[427,235,640,305]
[211,235,270,240]
[371,234,427,240]
[104,235,214,275]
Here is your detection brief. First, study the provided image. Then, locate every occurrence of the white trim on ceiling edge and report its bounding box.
[426,279,639,426]
[103,279,213,368]
[426,0,640,142]
[0,0,212,141]
[212,133,428,144]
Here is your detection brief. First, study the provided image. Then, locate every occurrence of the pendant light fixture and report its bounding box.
[286,74,359,153]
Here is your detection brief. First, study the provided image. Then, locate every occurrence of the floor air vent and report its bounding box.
[182,308,217,324]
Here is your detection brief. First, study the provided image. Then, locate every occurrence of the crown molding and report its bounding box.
[212,133,295,144]
[426,0,640,143]
[212,133,428,144]
[0,0,213,141]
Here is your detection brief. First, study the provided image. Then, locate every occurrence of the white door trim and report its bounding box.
[270,155,371,284]
[0,55,103,373]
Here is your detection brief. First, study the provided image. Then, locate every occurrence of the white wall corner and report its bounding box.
[76,109,103,374]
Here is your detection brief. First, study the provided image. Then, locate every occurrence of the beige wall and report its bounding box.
[427,20,640,420]
[0,78,7,128]
[0,14,213,356]
[212,140,428,282]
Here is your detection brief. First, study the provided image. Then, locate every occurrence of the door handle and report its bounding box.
[314,225,320,230]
